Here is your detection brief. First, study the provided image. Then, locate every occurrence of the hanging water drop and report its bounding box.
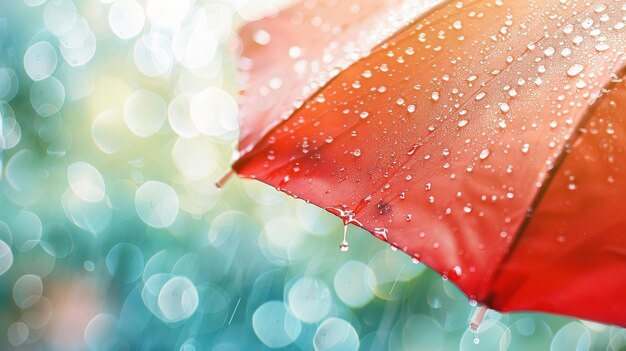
[339,224,349,252]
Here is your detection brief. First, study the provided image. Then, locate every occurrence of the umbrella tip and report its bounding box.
[468,305,489,332]
[215,169,235,191]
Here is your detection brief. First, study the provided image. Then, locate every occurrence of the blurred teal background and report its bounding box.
[0,0,624,350]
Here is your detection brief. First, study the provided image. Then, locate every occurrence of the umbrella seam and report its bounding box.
[483,56,626,308]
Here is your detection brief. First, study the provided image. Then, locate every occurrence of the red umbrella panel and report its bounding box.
[227,0,626,327]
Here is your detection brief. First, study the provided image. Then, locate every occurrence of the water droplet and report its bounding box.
[499,102,510,113]
[288,45,302,59]
[339,224,349,252]
[581,18,594,29]
[595,43,610,52]
[479,149,490,160]
[253,29,271,45]
[567,64,585,77]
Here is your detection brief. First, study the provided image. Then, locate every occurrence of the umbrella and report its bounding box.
[221,0,626,327]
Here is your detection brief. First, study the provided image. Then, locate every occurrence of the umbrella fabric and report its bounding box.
[232,0,626,327]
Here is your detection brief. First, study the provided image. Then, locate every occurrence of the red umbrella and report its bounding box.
[222,0,626,327]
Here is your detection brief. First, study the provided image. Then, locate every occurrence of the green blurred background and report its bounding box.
[0,0,624,350]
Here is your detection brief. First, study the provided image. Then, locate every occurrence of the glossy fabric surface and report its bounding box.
[234,0,626,327]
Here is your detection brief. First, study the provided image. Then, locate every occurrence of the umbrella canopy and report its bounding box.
[229,0,626,327]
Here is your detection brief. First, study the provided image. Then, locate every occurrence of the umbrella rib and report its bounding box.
[483,60,626,307]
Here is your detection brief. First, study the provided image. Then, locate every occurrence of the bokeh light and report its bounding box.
[0,0,623,350]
